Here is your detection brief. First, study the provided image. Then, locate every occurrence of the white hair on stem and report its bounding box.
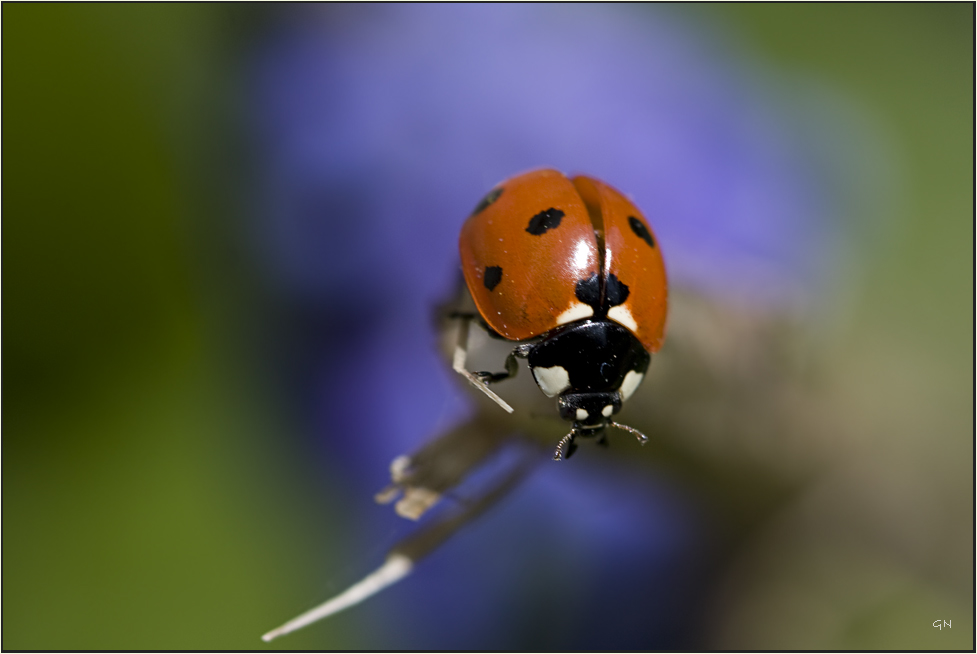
[261,554,414,642]
[261,446,537,642]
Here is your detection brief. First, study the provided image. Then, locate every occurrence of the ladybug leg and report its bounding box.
[472,342,534,383]
[472,348,520,384]
[451,316,514,413]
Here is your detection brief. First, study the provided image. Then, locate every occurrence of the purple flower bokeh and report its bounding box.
[245,4,840,648]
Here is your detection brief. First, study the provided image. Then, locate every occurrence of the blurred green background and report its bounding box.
[3,4,972,649]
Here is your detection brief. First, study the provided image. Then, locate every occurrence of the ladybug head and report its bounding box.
[557,391,621,425]
[550,390,649,460]
[527,319,651,459]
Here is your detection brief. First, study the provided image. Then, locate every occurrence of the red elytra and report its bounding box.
[459,169,667,353]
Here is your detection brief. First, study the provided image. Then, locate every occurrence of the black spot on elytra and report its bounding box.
[484,265,503,291]
[574,273,601,308]
[628,216,655,248]
[471,187,503,216]
[526,208,565,235]
[605,273,629,307]
[575,272,629,312]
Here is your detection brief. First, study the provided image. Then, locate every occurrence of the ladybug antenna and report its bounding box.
[608,420,649,445]
[552,426,578,461]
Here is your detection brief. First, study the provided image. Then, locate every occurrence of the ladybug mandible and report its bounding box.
[454,169,668,460]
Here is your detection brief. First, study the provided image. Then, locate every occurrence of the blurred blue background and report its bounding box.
[3,4,972,649]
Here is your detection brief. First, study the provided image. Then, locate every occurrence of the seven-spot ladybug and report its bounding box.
[453,169,667,460]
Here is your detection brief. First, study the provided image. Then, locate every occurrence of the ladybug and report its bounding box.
[453,169,667,460]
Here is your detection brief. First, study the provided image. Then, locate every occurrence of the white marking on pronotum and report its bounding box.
[619,370,644,402]
[575,408,589,421]
[607,304,638,333]
[556,301,594,326]
[532,365,571,398]
[601,404,614,417]
[261,554,414,642]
